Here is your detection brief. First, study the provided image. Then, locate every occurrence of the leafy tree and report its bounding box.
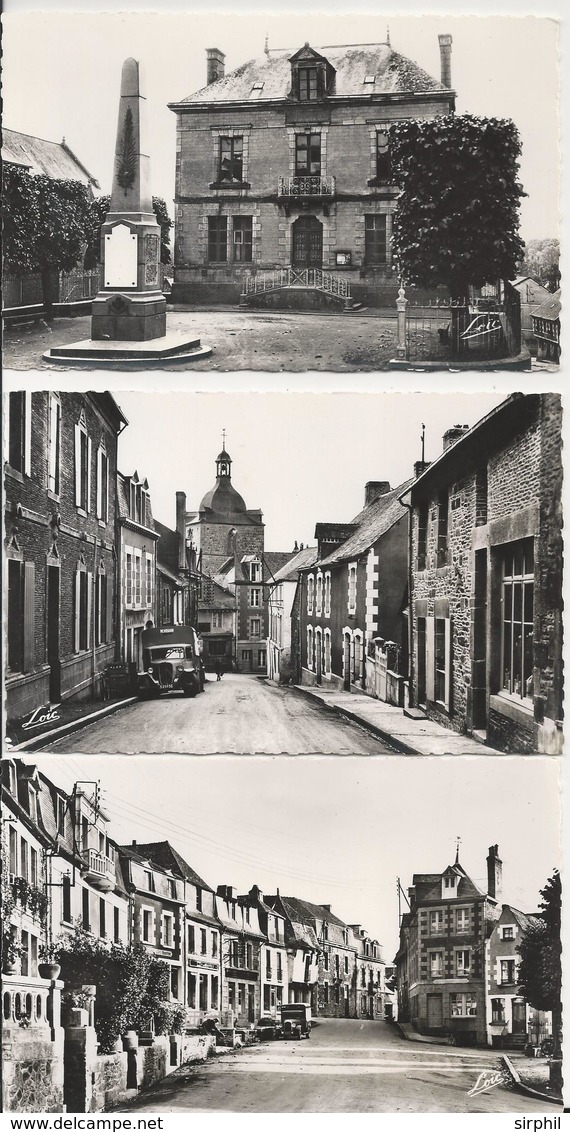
[389,114,526,301]
[56,928,173,1053]
[518,238,560,291]
[84,194,172,269]
[517,870,562,1087]
[3,167,91,318]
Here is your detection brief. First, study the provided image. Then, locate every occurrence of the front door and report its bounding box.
[512,998,526,1034]
[292,216,323,268]
[47,565,61,701]
[427,993,443,1030]
[344,633,351,691]
[248,985,255,1023]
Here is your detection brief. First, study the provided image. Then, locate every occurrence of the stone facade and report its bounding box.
[405,394,563,753]
[117,470,158,668]
[168,38,455,306]
[4,391,126,725]
[299,482,409,695]
[485,905,552,1050]
[396,847,502,1046]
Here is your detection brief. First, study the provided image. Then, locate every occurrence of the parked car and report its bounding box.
[280,1003,311,1040]
[137,626,205,698]
[256,1016,281,1042]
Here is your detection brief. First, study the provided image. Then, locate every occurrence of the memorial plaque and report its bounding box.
[104,224,138,288]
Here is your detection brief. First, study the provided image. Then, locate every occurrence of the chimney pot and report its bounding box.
[438,33,453,88]
[206,47,226,85]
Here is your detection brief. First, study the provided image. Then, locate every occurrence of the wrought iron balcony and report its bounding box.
[278,175,335,198]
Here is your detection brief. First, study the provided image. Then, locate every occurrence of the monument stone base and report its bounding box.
[43,329,212,368]
[91,290,167,341]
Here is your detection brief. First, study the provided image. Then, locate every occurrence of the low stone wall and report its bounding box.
[2,1026,65,1113]
[91,1034,215,1112]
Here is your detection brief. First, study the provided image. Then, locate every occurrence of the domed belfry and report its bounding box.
[186,439,267,674]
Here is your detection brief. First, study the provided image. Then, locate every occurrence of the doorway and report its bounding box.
[427,993,443,1030]
[343,633,351,691]
[47,565,61,701]
[292,216,323,268]
[512,998,526,1035]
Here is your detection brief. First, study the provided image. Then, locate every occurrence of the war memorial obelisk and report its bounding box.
[44,58,210,366]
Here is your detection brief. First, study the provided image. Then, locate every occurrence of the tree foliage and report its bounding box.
[517,238,560,291]
[389,114,526,299]
[3,167,91,276]
[56,928,173,1054]
[84,195,172,268]
[517,871,561,1013]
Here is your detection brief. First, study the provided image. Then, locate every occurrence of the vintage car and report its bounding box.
[137,626,205,698]
[280,1003,311,1040]
[255,1015,281,1042]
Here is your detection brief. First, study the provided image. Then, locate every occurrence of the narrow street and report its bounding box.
[43,674,397,754]
[113,1019,551,1114]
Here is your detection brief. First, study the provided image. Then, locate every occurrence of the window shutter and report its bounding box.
[444,617,452,712]
[23,561,35,671]
[96,448,102,518]
[24,393,32,477]
[86,572,93,648]
[74,571,81,652]
[74,425,81,506]
[425,616,435,701]
[86,438,93,513]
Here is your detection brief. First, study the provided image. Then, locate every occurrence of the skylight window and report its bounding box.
[364,75,376,84]
[250,81,265,99]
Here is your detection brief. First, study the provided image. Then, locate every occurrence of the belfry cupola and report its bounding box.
[199,436,248,515]
[216,443,232,479]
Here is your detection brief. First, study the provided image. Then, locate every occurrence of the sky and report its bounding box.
[2,8,560,243]
[113,390,506,548]
[29,753,560,962]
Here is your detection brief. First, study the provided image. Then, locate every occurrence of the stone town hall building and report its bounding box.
[168,34,455,306]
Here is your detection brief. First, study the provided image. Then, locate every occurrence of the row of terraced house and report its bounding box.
[2,755,386,1045]
[4,390,203,739]
[268,393,563,754]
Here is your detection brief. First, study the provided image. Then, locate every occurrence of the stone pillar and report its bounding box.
[396,284,408,358]
[64,1017,99,1113]
[91,58,166,342]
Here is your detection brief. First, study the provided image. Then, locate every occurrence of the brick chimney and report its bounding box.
[443,424,469,451]
[207,48,226,85]
[365,481,391,506]
[487,844,503,900]
[176,491,186,571]
[438,34,453,88]
[414,460,431,479]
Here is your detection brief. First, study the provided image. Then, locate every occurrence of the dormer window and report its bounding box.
[290,45,335,103]
[443,873,458,898]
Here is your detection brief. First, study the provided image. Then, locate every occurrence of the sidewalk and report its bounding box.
[395,1021,447,1045]
[293,684,503,755]
[6,695,137,752]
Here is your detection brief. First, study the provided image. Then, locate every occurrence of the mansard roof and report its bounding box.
[174,41,448,106]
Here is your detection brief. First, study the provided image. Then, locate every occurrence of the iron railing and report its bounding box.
[404,293,521,362]
[278,175,335,197]
[241,267,351,299]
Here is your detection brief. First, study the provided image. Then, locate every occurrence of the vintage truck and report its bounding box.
[137,626,205,698]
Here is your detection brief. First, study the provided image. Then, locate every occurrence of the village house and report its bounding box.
[116,471,158,669]
[4,391,127,731]
[350,925,386,1020]
[168,34,455,308]
[154,493,201,632]
[394,845,503,1045]
[511,276,551,348]
[265,894,321,1009]
[273,897,358,1018]
[243,887,288,1018]
[267,545,318,683]
[118,844,186,1007]
[215,885,265,1027]
[127,842,221,1028]
[486,903,552,1051]
[401,394,563,753]
[298,480,410,696]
